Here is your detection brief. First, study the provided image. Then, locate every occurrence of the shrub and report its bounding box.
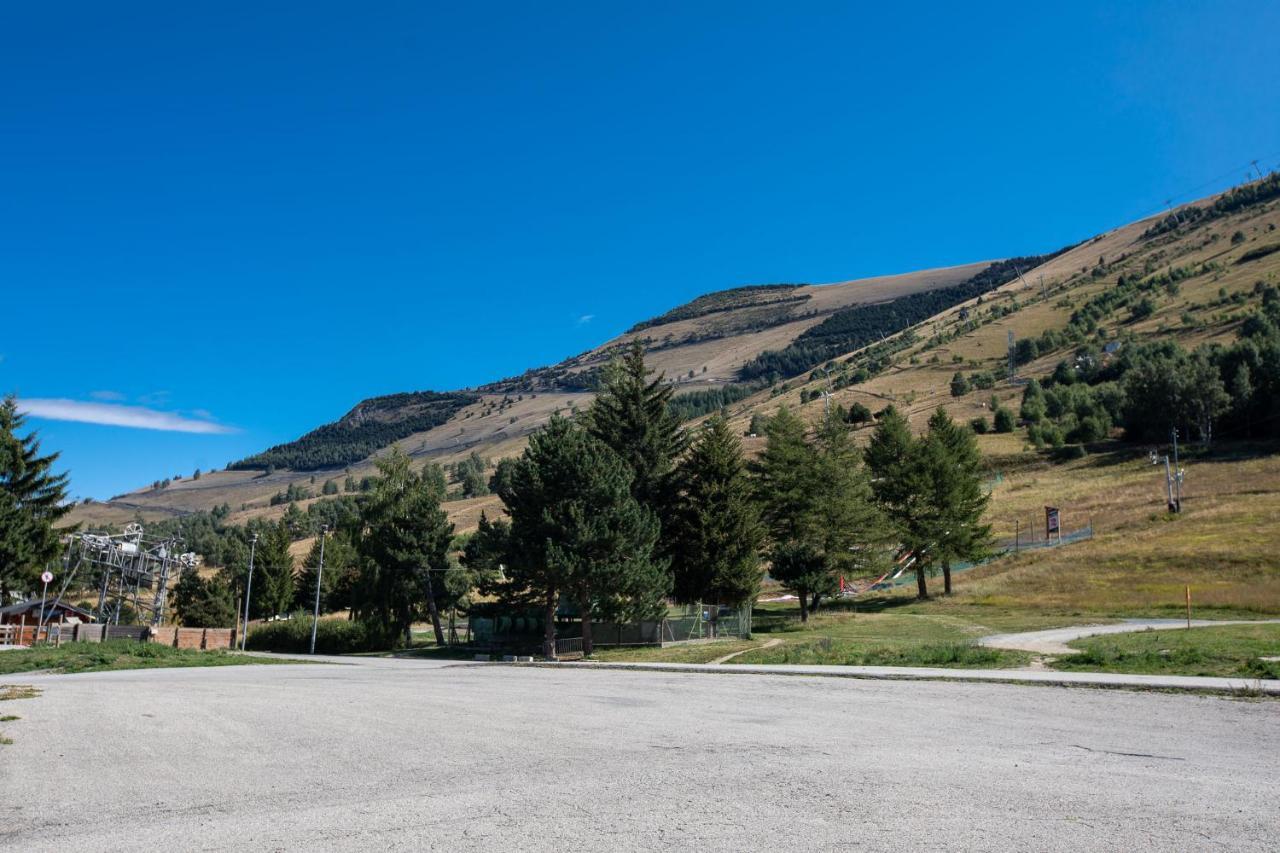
[1053,444,1088,462]
[844,402,872,425]
[245,614,376,655]
[969,417,989,434]
[993,407,1015,433]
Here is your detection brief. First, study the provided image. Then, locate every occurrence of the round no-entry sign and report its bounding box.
[40,571,54,584]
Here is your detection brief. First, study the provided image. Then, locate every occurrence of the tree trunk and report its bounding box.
[423,575,445,646]
[798,593,809,623]
[580,597,594,657]
[916,564,929,599]
[543,589,557,661]
[943,561,952,595]
[810,592,822,615]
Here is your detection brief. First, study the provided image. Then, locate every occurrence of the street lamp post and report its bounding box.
[309,525,328,655]
[239,533,259,651]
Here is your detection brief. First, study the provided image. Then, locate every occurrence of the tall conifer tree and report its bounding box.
[920,408,991,594]
[669,415,763,607]
[0,397,71,601]
[587,341,685,522]
[357,448,454,646]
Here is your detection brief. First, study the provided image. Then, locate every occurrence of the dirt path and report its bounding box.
[712,638,782,664]
[979,619,1280,656]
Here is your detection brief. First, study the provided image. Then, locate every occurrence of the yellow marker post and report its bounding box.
[1185,585,1192,629]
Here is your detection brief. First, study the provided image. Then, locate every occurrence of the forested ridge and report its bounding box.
[229,391,477,471]
[738,250,1073,382]
[628,283,807,332]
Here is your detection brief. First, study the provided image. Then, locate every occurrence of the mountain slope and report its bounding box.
[66,174,1280,535]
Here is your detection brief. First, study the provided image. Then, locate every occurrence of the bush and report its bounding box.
[245,614,376,655]
[1052,444,1088,462]
[969,417,989,434]
[844,402,873,424]
[993,407,1015,433]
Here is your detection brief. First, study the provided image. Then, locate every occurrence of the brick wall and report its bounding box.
[203,628,234,650]
[175,627,205,650]
[149,626,177,647]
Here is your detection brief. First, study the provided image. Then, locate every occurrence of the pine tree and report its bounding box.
[750,406,814,543]
[498,416,667,657]
[254,519,295,618]
[865,406,933,598]
[586,341,686,517]
[750,409,887,618]
[768,540,828,623]
[357,448,454,646]
[461,511,512,589]
[173,570,236,627]
[0,397,71,601]
[669,416,764,607]
[808,417,888,594]
[294,530,359,613]
[920,408,992,594]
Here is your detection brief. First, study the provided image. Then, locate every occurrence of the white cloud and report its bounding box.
[577,314,595,325]
[16,398,237,434]
[90,390,126,401]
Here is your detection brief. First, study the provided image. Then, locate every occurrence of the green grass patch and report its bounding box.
[1051,624,1280,679]
[0,640,272,676]
[591,640,759,664]
[736,638,1029,668]
[0,715,18,722]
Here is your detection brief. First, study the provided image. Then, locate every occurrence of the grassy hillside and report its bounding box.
[707,173,1280,621]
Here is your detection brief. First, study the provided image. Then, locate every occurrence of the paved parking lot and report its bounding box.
[1,657,1277,851]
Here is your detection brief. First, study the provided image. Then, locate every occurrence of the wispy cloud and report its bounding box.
[577,314,595,325]
[16,398,237,434]
[90,389,126,401]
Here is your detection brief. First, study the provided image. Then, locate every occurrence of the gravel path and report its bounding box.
[979,619,1280,655]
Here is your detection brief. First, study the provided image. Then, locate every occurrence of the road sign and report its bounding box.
[40,571,54,584]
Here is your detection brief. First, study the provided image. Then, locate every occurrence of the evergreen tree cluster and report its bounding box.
[448,451,490,498]
[864,407,991,598]
[1015,287,1280,451]
[666,382,759,422]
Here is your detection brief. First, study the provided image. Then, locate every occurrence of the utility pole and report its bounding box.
[239,533,258,651]
[309,525,328,655]
[1252,160,1264,180]
[1151,450,1177,513]
[1171,428,1183,512]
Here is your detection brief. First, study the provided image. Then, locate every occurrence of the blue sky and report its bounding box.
[3,2,1278,500]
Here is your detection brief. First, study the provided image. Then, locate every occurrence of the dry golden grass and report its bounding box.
[961,448,1280,616]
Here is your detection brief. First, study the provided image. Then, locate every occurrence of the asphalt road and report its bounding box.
[1,658,1277,851]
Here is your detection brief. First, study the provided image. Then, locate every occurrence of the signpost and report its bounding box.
[1045,506,1061,544]
[37,570,54,637]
